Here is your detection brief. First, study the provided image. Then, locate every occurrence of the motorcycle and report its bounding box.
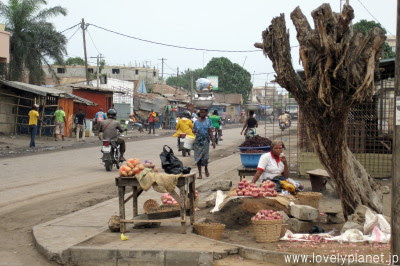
[101,138,122,171]
[279,120,291,131]
[178,133,191,157]
[128,121,144,132]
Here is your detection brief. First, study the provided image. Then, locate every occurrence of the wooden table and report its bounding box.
[115,173,196,233]
[238,167,257,181]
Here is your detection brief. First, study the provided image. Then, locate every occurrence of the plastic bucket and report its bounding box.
[183,135,195,150]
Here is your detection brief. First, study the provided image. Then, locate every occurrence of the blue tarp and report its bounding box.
[137,80,147,94]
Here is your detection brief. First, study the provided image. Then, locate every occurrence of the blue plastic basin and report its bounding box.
[238,146,271,153]
[240,153,264,168]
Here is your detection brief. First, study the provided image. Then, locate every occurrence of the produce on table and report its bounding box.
[242,149,265,154]
[251,210,283,221]
[161,193,178,205]
[119,158,159,177]
[161,190,199,205]
[239,135,272,147]
[235,178,278,197]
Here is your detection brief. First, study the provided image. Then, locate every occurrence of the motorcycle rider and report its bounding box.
[173,110,194,150]
[278,111,291,127]
[209,110,222,141]
[99,109,127,161]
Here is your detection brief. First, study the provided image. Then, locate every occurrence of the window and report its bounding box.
[135,69,139,75]
[88,68,94,73]
[112,68,120,74]
[100,75,108,84]
[57,68,65,74]
[153,71,156,77]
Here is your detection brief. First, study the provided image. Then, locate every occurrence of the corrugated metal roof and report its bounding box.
[0,80,96,105]
[0,80,66,96]
[66,84,122,93]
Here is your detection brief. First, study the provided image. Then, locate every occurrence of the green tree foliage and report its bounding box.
[166,68,203,91]
[353,20,395,59]
[0,0,67,84]
[202,57,253,102]
[166,58,253,101]
[65,57,84,66]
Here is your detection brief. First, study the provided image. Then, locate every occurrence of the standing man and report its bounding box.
[28,104,46,148]
[53,106,65,141]
[74,109,86,142]
[148,109,156,134]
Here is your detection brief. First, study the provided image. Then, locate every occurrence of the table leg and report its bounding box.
[118,186,126,233]
[189,179,195,225]
[239,175,243,181]
[132,186,138,218]
[180,182,187,234]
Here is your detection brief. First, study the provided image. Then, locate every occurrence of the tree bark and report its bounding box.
[255,4,385,217]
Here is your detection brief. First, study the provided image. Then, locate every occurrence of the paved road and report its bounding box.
[0,127,248,215]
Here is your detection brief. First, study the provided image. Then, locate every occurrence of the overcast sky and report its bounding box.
[46,0,396,87]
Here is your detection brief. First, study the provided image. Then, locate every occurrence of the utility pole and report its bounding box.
[158,58,166,84]
[81,18,89,85]
[392,0,400,263]
[176,67,179,90]
[190,72,194,104]
[90,54,104,88]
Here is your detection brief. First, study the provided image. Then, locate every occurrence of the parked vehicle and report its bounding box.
[178,133,191,157]
[101,138,122,171]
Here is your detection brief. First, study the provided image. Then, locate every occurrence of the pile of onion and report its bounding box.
[235,179,278,198]
[161,193,178,205]
[119,158,159,177]
[251,210,283,221]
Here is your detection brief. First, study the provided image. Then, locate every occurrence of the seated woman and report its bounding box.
[251,140,288,184]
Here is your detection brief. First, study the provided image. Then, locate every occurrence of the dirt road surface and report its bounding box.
[0,126,249,265]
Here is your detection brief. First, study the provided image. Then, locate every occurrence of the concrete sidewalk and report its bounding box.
[33,153,242,265]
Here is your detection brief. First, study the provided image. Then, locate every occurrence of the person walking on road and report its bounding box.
[193,108,216,179]
[94,108,106,131]
[240,110,258,139]
[53,106,65,141]
[148,109,156,134]
[74,109,86,142]
[28,104,46,148]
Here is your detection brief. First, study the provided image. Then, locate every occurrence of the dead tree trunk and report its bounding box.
[255,4,385,217]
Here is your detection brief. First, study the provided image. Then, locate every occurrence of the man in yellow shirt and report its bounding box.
[28,104,45,148]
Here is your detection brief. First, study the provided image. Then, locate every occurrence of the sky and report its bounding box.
[41,0,397,87]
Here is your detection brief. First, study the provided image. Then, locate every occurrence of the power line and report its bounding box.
[67,26,80,41]
[60,23,80,33]
[355,0,394,35]
[86,28,100,54]
[88,23,261,53]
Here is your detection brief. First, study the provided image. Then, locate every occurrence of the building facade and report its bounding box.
[42,65,159,86]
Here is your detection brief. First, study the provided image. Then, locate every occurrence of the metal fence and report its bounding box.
[297,76,394,178]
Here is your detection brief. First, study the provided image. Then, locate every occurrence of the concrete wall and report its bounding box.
[42,65,159,85]
[0,88,16,134]
[0,30,10,63]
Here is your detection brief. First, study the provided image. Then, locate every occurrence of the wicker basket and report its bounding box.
[252,219,282,243]
[194,223,226,240]
[280,224,289,238]
[143,199,160,214]
[297,192,323,209]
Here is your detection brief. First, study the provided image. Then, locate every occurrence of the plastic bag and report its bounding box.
[210,190,226,213]
[195,78,212,90]
[159,145,184,174]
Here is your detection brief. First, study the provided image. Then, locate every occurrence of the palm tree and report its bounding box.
[0,0,67,84]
